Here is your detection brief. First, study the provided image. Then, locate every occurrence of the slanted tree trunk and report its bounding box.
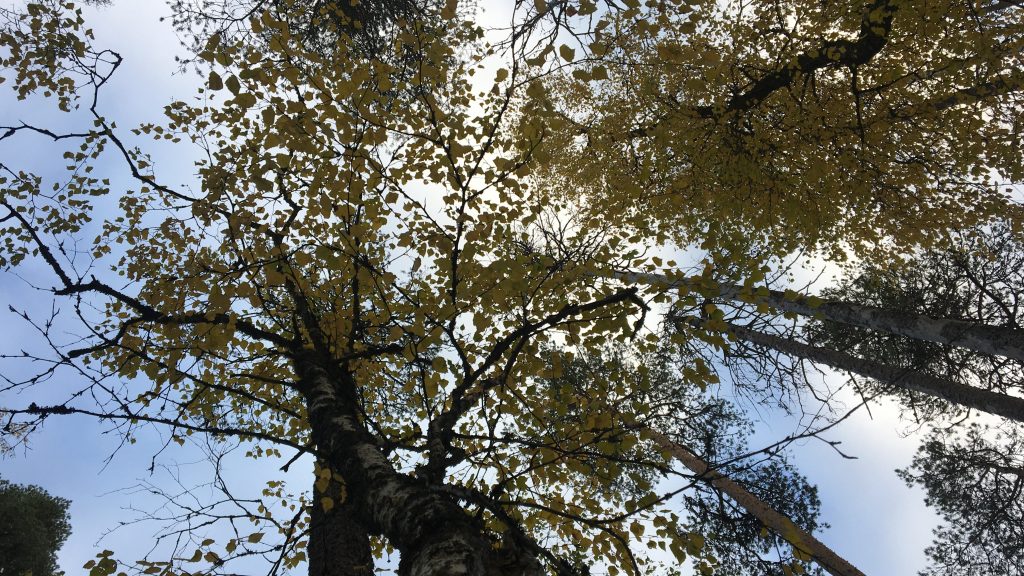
[722,321,1024,423]
[614,270,1024,362]
[295,353,543,576]
[645,429,866,576]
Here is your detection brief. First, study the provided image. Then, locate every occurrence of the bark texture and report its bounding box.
[295,354,543,576]
[615,270,1024,362]
[646,429,866,576]
[309,471,374,576]
[727,322,1024,423]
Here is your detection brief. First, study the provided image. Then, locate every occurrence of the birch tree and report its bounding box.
[803,222,1024,416]
[2,0,1024,575]
[0,2,719,575]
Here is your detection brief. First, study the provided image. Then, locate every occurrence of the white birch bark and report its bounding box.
[613,270,1024,362]
[726,322,1024,423]
[296,355,543,576]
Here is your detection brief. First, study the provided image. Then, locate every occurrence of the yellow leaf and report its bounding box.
[442,0,458,19]
[321,496,335,512]
[235,92,257,108]
[208,71,223,91]
[424,374,439,397]
[559,44,575,62]
[225,75,240,95]
[431,356,446,372]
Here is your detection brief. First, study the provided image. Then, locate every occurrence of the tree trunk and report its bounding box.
[725,322,1024,423]
[645,428,866,576]
[308,466,375,576]
[613,270,1024,362]
[294,354,543,576]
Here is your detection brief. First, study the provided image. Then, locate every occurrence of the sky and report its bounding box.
[0,1,948,575]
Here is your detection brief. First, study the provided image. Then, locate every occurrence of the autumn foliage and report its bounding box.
[1,0,1022,575]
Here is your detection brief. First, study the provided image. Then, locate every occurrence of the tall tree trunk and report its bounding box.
[294,353,543,576]
[723,321,1024,423]
[645,429,866,576]
[309,466,375,576]
[613,270,1024,362]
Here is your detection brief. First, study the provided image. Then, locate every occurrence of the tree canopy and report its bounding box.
[0,477,72,576]
[0,0,1022,575]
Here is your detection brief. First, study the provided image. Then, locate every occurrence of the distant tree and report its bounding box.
[170,0,428,53]
[897,424,1024,576]
[708,318,1024,423]
[534,348,830,576]
[803,222,1024,421]
[669,222,1024,574]
[617,227,1024,574]
[0,477,71,576]
[797,224,1024,575]
[675,424,828,576]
